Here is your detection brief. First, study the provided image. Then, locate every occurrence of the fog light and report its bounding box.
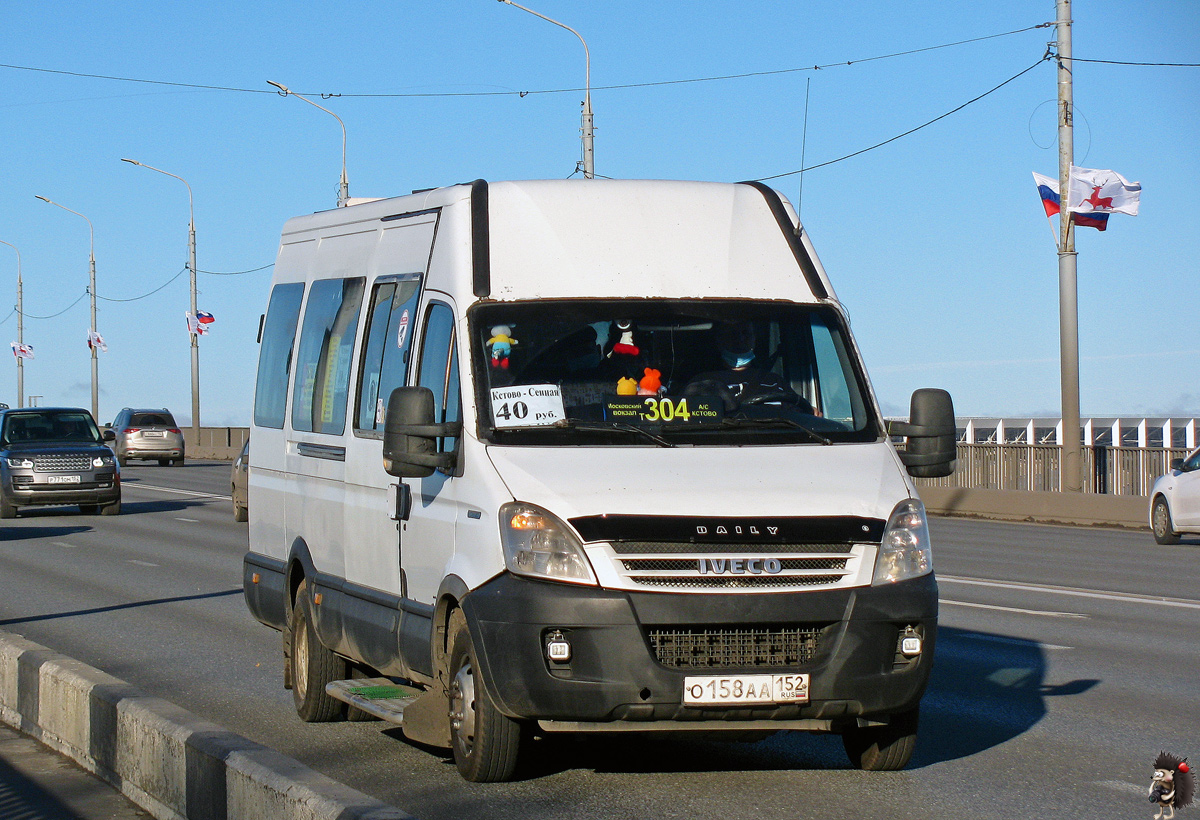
[545,630,571,662]
[901,635,922,657]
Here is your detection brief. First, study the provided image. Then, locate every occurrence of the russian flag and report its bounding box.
[1032,172,1107,231]
[196,311,215,324]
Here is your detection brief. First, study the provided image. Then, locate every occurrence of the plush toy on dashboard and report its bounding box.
[608,319,640,357]
[638,368,663,396]
[487,325,518,369]
[616,377,638,395]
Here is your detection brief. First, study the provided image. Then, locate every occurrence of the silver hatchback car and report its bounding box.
[109,407,185,466]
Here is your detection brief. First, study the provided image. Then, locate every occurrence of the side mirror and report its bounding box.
[887,388,956,478]
[1171,458,1185,473]
[382,386,462,478]
[102,429,116,441]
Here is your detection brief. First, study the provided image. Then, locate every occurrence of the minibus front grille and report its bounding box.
[611,541,854,555]
[647,626,824,669]
[630,575,842,589]
[622,557,848,572]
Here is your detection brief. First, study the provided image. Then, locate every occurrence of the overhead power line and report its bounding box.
[18,290,89,320]
[0,23,1051,100]
[199,263,274,275]
[1063,56,1200,68]
[754,57,1048,182]
[96,267,188,303]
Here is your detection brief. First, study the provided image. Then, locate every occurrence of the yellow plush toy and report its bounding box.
[616,377,638,395]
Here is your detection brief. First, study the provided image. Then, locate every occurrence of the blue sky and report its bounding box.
[1,1,1196,425]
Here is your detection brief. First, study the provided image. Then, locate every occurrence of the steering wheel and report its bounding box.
[740,389,802,406]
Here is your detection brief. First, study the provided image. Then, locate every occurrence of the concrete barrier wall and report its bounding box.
[0,630,410,820]
[182,427,249,461]
[919,486,1149,529]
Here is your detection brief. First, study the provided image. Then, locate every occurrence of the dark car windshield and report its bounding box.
[470,300,878,446]
[130,413,175,427]
[1,411,102,446]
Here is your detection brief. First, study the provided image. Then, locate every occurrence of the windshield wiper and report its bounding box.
[717,416,833,445]
[554,419,676,448]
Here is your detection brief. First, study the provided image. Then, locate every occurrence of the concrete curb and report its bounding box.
[919,486,1149,529]
[0,630,412,820]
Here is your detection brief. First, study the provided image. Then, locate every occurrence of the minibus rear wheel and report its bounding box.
[447,608,521,781]
[290,580,346,722]
[841,708,919,771]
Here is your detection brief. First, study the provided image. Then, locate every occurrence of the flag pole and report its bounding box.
[1056,0,1083,492]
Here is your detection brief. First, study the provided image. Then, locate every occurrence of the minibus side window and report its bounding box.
[809,313,864,428]
[291,277,366,435]
[253,282,305,429]
[355,277,422,433]
[416,303,460,460]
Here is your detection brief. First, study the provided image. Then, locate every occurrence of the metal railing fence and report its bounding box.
[914,443,1190,496]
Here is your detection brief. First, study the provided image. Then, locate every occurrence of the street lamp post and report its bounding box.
[267,81,350,206]
[0,240,23,407]
[122,159,201,438]
[35,196,98,420]
[499,0,594,179]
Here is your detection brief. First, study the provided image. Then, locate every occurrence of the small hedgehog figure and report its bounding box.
[1150,752,1194,820]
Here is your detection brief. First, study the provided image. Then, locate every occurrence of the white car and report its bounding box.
[1149,447,1200,544]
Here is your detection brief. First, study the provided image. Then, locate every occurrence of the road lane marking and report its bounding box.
[174,518,199,523]
[125,483,231,501]
[52,541,78,549]
[938,575,1200,611]
[956,633,1073,651]
[941,598,1088,619]
[128,559,158,567]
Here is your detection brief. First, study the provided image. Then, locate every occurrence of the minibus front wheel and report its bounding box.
[290,580,346,722]
[447,608,521,782]
[841,707,919,771]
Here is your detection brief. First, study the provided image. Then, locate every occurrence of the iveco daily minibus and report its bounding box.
[243,179,955,782]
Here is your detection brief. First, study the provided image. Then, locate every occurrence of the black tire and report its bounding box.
[0,496,16,519]
[117,454,128,467]
[447,608,521,782]
[100,499,121,516]
[842,708,919,771]
[79,504,99,515]
[158,459,170,467]
[290,580,346,722]
[1152,497,1181,545]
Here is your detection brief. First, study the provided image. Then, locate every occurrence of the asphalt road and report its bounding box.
[0,461,1196,820]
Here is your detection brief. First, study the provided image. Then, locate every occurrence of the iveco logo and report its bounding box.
[697,558,783,575]
[696,525,779,536]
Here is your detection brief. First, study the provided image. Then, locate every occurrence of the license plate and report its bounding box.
[683,673,809,705]
[143,431,165,437]
[47,475,81,484]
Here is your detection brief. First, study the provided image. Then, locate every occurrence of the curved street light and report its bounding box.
[498,0,594,179]
[267,80,350,206]
[0,239,24,407]
[35,195,99,420]
[122,158,201,436]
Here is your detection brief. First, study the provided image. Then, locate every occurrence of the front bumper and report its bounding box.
[6,476,119,507]
[461,572,937,728]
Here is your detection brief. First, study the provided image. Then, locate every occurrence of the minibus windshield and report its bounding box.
[471,300,879,446]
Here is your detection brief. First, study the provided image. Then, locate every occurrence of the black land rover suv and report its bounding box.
[0,407,120,518]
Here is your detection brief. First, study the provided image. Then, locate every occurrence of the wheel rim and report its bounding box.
[449,660,477,757]
[294,617,309,699]
[1153,501,1169,537]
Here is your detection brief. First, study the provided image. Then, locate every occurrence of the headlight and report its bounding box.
[5,457,33,469]
[92,455,115,467]
[499,502,597,586]
[872,499,933,585]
